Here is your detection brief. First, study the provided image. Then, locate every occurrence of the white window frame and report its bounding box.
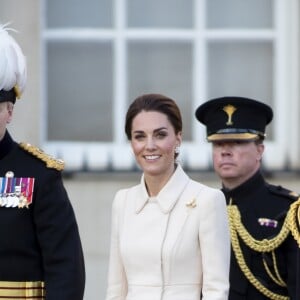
[40,0,300,172]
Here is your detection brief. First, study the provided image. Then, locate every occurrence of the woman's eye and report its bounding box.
[156,132,167,138]
[133,134,144,140]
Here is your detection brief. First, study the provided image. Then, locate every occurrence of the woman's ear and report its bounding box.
[176,131,182,146]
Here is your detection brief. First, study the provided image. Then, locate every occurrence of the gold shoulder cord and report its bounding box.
[287,198,300,247]
[227,203,290,300]
[229,205,290,252]
[19,143,65,171]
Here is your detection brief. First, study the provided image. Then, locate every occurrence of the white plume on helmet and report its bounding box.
[0,23,27,98]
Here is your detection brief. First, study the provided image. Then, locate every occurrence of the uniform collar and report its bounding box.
[0,130,14,160]
[222,170,265,204]
[135,164,189,214]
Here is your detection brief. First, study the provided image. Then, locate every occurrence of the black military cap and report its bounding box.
[195,96,273,142]
[0,88,19,104]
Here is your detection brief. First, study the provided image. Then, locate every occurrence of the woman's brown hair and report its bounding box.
[125,93,182,141]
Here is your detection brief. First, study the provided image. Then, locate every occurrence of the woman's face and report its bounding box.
[130,110,182,179]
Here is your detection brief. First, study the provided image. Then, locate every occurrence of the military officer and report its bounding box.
[195,96,300,299]
[0,24,85,299]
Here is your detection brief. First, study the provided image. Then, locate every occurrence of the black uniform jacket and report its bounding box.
[222,170,299,300]
[0,131,85,299]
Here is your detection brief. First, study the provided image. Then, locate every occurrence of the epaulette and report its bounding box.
[267,183,299,201]
[19,142,65,171]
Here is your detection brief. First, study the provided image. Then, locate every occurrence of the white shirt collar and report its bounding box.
[135,164,190,214]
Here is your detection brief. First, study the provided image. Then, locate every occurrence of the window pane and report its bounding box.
[47,41,113,141]
[207,41,274,138]
[46,0,112,28]
[207,0,273,29]
[128,41,193,140]
[127,0,194,28]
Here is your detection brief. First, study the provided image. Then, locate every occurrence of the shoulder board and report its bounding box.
[267,183,299,201]
[19,142,65,171]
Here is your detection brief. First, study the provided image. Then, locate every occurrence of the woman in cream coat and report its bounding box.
[105,94,230,300]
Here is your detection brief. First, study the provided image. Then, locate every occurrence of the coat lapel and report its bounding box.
[135,164,190,214]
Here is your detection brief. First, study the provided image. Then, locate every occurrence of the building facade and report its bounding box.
[2,0,300,172]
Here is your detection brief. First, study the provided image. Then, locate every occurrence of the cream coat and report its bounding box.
[105,165,230,300]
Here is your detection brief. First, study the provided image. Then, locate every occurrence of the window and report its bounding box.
[42,0,300,171]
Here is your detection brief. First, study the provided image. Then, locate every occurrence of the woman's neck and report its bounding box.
[144,164,177,197]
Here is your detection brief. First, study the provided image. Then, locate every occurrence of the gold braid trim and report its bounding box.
[287,197,300,247]
[227,205,289,300]
[229,205,290,252]
[262,251,286,287]
[19,143,65,171]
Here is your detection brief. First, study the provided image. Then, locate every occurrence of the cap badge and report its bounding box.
[223,104,237,126]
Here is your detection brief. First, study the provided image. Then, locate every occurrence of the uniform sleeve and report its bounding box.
[199,189,230,300]
[33,170,85,300]
[105,190,128,300]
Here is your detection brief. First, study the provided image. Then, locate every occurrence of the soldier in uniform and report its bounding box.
[0,25,85,299]
[195,96,300,299]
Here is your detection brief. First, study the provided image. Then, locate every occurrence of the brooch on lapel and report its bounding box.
[186,198,197,208]
[258,218,278,228]
[0,171,35,208]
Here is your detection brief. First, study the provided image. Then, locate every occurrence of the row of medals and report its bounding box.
[0,188,29,208]
[0,171,29,208]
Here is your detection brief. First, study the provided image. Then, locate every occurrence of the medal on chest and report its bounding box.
[0,171,35,208]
